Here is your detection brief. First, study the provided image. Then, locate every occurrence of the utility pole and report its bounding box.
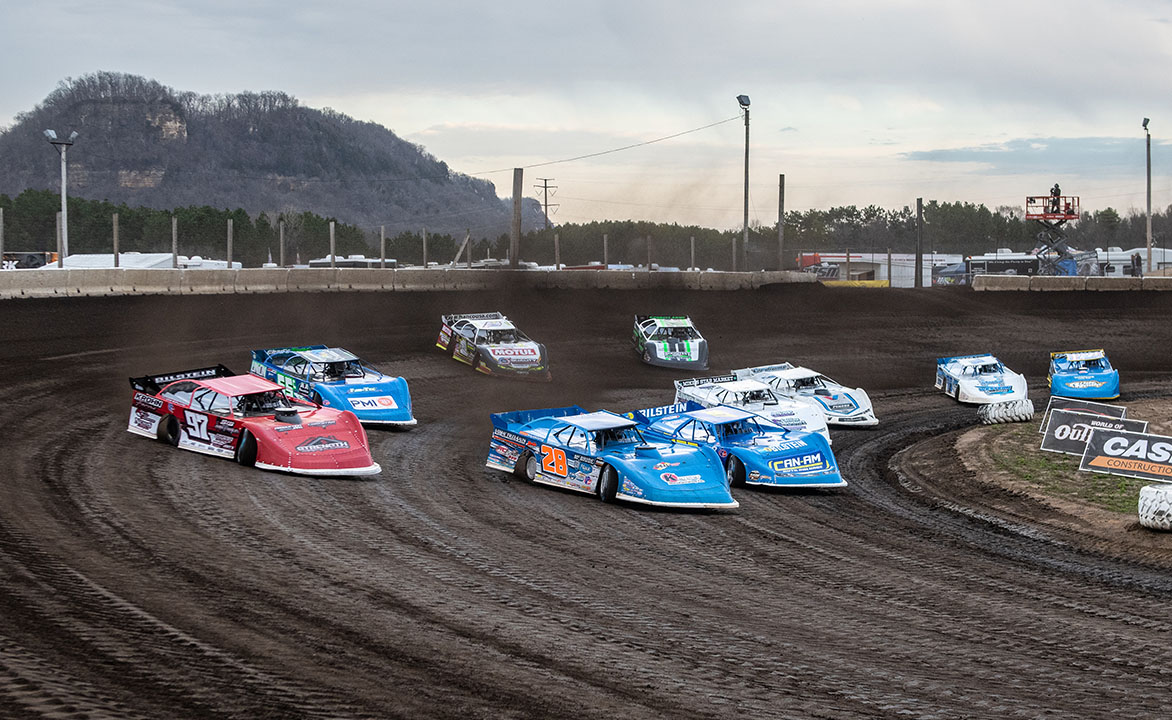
[510,169,522,268]
[535,178,558,230]
[777,174,785,271]
[915,198,924,288]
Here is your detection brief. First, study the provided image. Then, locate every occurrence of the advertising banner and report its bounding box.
[1039,410,1148,456]
[1039,396,1127,434]
[1079,429,1172,483]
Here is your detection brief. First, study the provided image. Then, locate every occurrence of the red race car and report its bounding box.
[128,365,381,476]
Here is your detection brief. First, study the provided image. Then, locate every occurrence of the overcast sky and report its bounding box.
[2,0,1170,229]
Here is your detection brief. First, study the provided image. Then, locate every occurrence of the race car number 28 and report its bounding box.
[540,445,568,477]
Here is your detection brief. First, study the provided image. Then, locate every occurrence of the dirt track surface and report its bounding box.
[3,285,1172,719]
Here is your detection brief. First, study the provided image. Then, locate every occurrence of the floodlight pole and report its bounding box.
[44,130,77,258]
[1145,118,1152,272]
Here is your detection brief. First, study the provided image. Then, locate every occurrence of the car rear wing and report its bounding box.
[251,345,330,363]
[935,354,997,366]
[129,364,235,394]
[624,401,703,425]
[673,374,737,391]
[441,312,506,324]
[490,405,586,430]
[732,363,796,379]
[635,314,692,324]
[1050,349,1105,361]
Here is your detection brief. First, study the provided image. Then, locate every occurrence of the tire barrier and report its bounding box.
[1138,484,1172,531]
[977,398,1036,425]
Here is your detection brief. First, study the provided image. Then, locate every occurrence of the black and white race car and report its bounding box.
[436,312,551,381]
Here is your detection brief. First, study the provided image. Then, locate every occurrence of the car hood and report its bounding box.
[478,342,544,366]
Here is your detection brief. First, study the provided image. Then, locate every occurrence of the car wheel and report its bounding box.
[642,349,651,363]
[235,429,257,466]
[726,456,746,488]
[158,416,181,446]
[597,465,618,503]
[513,451,535,481]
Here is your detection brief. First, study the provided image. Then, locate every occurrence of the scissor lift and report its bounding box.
[1024,193,1090,275]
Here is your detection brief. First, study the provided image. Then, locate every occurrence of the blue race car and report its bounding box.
[1049,349,1119,400]
[630,402,846,489]
[250,346,416,428]
[486,405,737,509]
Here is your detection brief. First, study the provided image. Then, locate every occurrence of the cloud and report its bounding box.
[902,137,1157,176]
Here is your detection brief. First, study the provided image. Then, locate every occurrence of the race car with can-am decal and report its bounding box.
[733,364,877,426]
[630,402,845,489]
[673,375,830,441]
[632,316,709,370]
[249,345,415,428]
[1048,349,1120,400]
[934,354,1028,404]
[486,405,737,509]
[127,365,380,476]
[436,312,551,380]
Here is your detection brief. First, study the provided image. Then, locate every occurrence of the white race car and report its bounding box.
[934,354,1028,404]
[673,375,831,442]
[734,364,877,427]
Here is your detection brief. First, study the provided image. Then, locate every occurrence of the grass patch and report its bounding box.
[984,422,1145,514]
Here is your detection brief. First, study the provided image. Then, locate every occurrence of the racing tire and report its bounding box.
[235,430,257,467]
[977,399,1035,425]
[597,465,618,503]
[642,349,651,364]
[726,456,746,488]
[158,416,181,447]
[514,451,536,482]
[1138,484,1172,531]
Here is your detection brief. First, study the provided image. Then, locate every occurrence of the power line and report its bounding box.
[471,115,742,175]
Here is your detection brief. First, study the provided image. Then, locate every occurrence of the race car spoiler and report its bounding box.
[129,364,236,394]
[635,315,693,326]
[674,374,737,390]
[490,404,587,429]
[936,354,998,366]
[1051,349,1105,361]
[442,312,506,324]
[625,401,705,424]
[252,346,358,364]
[733,363,796,379]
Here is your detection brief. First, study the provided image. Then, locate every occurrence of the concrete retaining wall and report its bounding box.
[973,275,1032,291]
[1086,276,1143,291]
[1030,276,1087,291]
[21,265,1172,300]
[973,273,1172,292]
[237,268,290,293]
[1143,276,1172,291]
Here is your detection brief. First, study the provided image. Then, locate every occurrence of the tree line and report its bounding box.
[0,190,367,267]
[2,188,1167,269]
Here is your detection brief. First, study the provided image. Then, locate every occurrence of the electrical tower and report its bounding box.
[534,178,558,229]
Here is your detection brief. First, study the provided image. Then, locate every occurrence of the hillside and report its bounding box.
[0,72,546,239]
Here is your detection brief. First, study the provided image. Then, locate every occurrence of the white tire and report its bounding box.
[1138,484,1172,531]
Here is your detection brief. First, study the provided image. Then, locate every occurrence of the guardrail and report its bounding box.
[0,268,817,300]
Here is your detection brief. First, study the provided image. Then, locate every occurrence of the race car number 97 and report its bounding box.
[540,445,568,477]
